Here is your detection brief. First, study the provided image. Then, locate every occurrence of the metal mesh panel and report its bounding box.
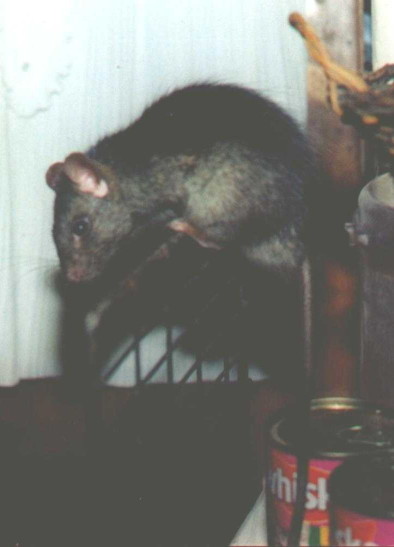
[100,247,255,386]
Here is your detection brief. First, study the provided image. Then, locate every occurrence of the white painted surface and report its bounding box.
[372,0,394,68]
[0,0,306,385]
[231,491,267,546]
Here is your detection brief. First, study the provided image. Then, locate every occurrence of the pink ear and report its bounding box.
[46,162,65,191]
[63,153,109,198]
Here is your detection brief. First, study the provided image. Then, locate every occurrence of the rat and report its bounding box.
[46,83,317,285]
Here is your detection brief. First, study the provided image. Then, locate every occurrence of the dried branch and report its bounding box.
[289,11,394,160]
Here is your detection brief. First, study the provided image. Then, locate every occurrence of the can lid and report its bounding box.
[329,452,394,519]
[270,401,394,457]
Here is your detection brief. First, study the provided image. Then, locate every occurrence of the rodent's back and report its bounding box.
[91,84,314,185]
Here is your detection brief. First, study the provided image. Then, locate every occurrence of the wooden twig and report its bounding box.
[290,11,394,162]
[289,12,369,115]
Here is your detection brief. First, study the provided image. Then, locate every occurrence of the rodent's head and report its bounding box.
[46,153,133,283]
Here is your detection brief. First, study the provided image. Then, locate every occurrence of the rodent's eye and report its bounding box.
[72,216,90,236]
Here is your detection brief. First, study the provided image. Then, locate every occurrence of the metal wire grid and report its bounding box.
[99,247,252,387]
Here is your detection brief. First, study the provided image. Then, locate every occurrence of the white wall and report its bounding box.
[0,0,306,386]
[372,0,394,67]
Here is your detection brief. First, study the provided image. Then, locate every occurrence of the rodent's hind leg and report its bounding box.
[242,232,305,279]
[167,219,222,250]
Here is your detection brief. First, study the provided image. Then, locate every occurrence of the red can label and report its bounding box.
[332,506,394,546]
[269,447,343,546]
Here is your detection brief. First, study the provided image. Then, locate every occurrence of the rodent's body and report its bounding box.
[46,83,315,283]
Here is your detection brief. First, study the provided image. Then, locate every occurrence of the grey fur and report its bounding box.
[46,83,316,283]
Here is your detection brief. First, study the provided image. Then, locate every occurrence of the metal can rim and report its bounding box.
[269,397,381,459]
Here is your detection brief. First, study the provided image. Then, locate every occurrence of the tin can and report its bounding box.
[329,452,394,546]
[266,398,394,547]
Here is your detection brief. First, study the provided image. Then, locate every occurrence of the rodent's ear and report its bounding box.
[46,162,65,191]
[63,152,109,198]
